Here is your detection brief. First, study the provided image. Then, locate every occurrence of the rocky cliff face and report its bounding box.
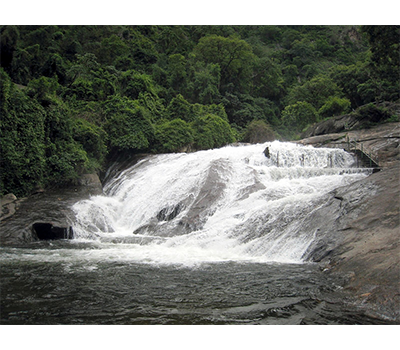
[299,122,399,167]
[299,121,400,321]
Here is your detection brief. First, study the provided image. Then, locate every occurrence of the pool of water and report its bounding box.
[0,241,390,325]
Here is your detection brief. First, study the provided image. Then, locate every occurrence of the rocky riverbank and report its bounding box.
[0,173,102,245]
[299,121,399,321]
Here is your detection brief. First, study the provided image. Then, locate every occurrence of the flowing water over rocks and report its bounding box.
[1,141,398,324]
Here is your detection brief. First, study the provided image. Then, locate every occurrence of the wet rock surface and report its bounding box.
[1,194,22,221]
[299,122,400,321]
[298,122,399,167]
[301,102,399,140]
[133,158,229,237]
[0,173,102,245]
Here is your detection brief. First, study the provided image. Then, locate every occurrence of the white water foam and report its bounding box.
[64,141,371,267]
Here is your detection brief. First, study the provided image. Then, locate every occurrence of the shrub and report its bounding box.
[167,94,194,122]
[351,103,393,125]
[105,107,155,151]
[318,96,351,119]
[0,87,46,196]
[242,120,276,143]
[154,119,194,153]
[281,101,318,133]
[191,114,235,150]
[73,119,107,170]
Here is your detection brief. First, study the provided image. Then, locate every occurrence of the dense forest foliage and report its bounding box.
[1,25,399,196]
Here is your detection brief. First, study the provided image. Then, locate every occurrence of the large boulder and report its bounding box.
[301,102,399,139]
[76,173,103,196]
[1,194,19,221]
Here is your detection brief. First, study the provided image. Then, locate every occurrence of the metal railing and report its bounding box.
[346,135,380,168]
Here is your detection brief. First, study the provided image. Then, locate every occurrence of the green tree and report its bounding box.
[27,76,60,105]
[119,69,158,100]
[251,56,284,101]
[361,26,399,75]
[154,119,194,153]
[0,72,46,196]
[166,94,193,122]
[105,106,155,151]
[43,98,89,185]
[67,53,100,83]
[191,114,235,150]
[286,75,342,110]
[10,47,32,84]
[0,25,20,71]
[318,96,351,119]
[330,63,371,108]
[281,101,318,134]
[193,34,256,92]
[221,93,279,128]
[242,120,276,143]
[167,54,187,91]
[199,103,229,122]
[290,38,320,69]
[0,67,11,114]
[41,53,67,84]
[136,91,167,122]
[73,119,107,170]
[186,62,221,105]
[98,34,129,65]
[361,25,400,101]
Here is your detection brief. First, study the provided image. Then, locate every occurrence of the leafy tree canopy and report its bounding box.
[1,25,398,196]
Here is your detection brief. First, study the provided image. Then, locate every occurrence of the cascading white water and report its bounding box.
[71,141,371,266]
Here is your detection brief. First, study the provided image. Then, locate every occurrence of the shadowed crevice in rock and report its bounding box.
[157,203,184,222]
[32,222,74,240]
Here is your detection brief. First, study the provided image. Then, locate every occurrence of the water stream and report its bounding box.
[2,141,388,324]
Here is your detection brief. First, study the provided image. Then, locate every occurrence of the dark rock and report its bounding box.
[132,159,229,237]
[157,203,184,221]
[173,159,228,234]
[76,173,103,195]
[1,172,105,244]
[263,146,270,158]
[301,114,352,138]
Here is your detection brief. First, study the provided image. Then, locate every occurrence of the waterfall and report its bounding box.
[71,141,371,266]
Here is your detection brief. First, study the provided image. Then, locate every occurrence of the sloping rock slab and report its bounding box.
[302,163,400,321]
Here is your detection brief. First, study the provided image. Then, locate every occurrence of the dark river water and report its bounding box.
[0,241,391,325]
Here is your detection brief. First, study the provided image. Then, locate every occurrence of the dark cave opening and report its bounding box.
[32,222,74,240]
